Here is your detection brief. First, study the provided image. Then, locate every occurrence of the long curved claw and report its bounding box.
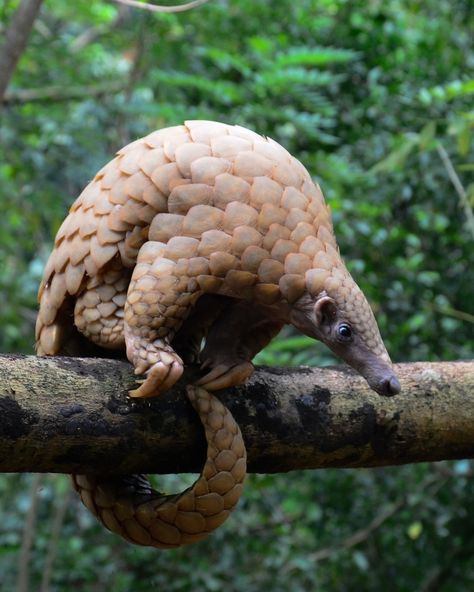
[196,361,254,391]
[129,358,184,398]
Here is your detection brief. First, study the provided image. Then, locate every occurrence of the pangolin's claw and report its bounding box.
[129,359,184,398]
[196,361,254,391]
[134,361,149,375]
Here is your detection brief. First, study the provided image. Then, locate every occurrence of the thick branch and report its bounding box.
[0,354,473,475]
[0,0,44,101]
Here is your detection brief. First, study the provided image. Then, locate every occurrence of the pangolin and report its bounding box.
[36,120,400,549]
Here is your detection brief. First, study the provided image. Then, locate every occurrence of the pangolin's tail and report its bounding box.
[72,385,247,548]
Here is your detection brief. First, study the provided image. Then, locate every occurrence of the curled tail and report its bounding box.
[72,385,247,548]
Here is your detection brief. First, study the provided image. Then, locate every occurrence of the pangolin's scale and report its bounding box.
[36,120,380,548]
[36,119,363,358]
[72,385,246,548]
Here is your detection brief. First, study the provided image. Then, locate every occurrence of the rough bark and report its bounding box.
[0,354,473,475]
[0,0,44,102]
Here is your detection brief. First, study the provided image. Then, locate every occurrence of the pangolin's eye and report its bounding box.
[337,323,353,341]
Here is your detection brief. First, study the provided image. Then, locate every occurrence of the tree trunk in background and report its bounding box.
[0,0,44,102]
[1,354,473,474]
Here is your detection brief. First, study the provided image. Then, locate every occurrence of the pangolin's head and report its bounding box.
[289,266,400,397]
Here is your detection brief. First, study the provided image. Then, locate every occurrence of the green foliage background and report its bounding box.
[0,0,473,590]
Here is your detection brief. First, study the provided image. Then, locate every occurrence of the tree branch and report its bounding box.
[307,471,446,563]
[0,354,473,475]
[112,0,212,14]
[2,81,127,105]
[0,0,44,102]
[15,473,43,592]
[70,7,129,53]
[436,142,474,239]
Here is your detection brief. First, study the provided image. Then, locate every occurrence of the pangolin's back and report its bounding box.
[36,120,337,356]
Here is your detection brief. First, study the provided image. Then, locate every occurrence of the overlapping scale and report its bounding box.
[35,119,363,550]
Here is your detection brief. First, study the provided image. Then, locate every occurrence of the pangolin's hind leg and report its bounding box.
[171,295,233,364]
[198,300,284,391]
[124,241,203,398]
[74,258,130,351]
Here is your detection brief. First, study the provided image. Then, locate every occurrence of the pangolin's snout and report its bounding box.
[376,374,401,396]
[332,346,402,397]
[369,372,401,397]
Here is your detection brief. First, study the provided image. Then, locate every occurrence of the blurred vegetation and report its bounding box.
[0,0,473,590]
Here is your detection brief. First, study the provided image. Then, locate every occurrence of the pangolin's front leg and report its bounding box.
[124,241,206,398]
[198,300,285,391]
[125,234,283,396]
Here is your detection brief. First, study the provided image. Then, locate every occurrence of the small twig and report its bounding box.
[425,301,474,325]
[308,500,404,562]
[436,142,474,239]
[71,7,128,52]
[33,17,52,39]
[40,484,71,592]
[419,538,474,592]
[306,473,445,563]
[116,15,149,145]
[125,18,147,101]
[112,0,212,13]
[3,81,127,104]
[16,474,43,592]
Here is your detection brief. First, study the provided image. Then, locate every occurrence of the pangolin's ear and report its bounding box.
[314,296,337,326]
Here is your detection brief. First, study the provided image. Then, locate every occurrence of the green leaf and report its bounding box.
[419,121,437,150]
[418,78,474,104]
[370,134,419,174]
[264,335,315,352]
[457,126,472,156]
[275,47,358,68]
[407,521,423,540]
[150,70,243,104]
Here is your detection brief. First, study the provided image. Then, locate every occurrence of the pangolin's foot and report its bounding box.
[126,338,184,398]
[196,357,254,391]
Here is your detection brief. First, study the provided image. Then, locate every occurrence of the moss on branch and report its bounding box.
[0,354,473,475]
